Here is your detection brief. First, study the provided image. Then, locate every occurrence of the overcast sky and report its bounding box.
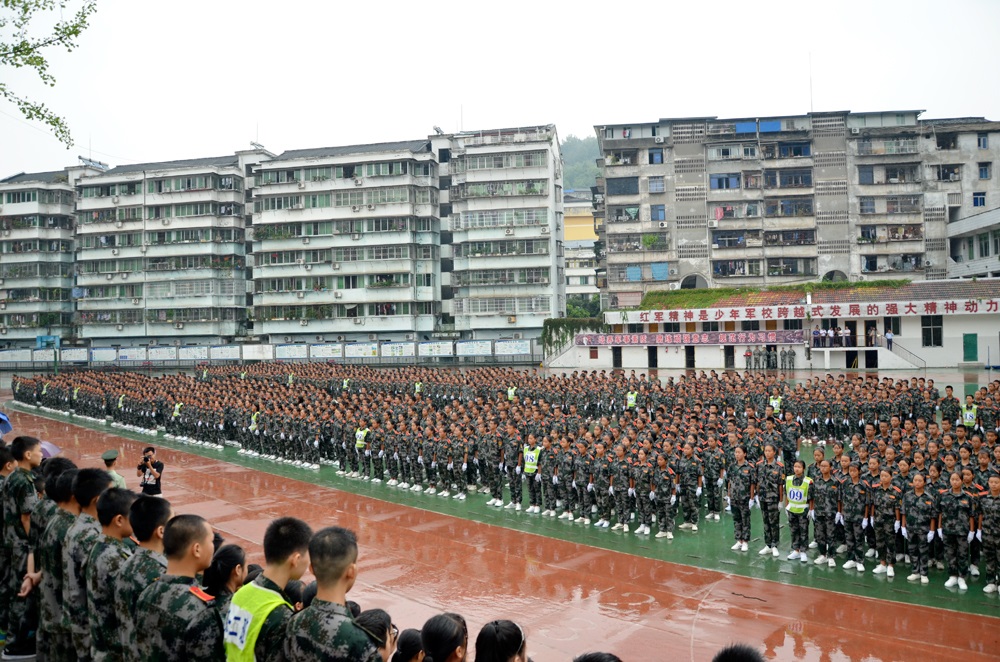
[2,0,998,177]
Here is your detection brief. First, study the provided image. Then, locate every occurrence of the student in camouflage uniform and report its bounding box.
[572,441,594,524]
[86,487,138,662]
[282,526,380,662]
[940,386,961,427]
[134,514,223,661]
[609,445,632,531]
[727,446,754,551]
[501,424,523,510]
[2,436,42,645]
[938,471,976,590]
[64,467,114,661]
[810,460,840,567]
[676,440,704,532]
[556,438,577,519]
[34,468,79,661]
[870,468,902,577]
[522,434,542,513]
[538,437,559,516]
[114,496,172,662]
[756,444,785,556]
[980,473,1000,593]
[631,449,655,535]
[840,463,870,572]
[901,472,937,584]
[652,452,677,539]
[702,435,726,520]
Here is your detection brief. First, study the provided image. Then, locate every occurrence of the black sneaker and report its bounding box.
[2,637,36,661]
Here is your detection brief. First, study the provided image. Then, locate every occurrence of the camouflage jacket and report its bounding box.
[113,547,168,662]
[283,598,380,662]
[134,574,224,661]
[87,534,134,662]
[38,507,76,635]
[63,512,103,654]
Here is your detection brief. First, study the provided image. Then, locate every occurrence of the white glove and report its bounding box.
[571,480,577,489]
[649,491,656,501]
[927,530,935,542]
[754,496,761,508]
[936,529,942,539]
[364,449,371,457]
[716,478,724,487]
[748,498,755,509]
[535,474,541,483]
[901,526,908,539]
[696,486,702,497]
[977,529,983,542]
[313,440,319,448]
[808,509,815,521]
[499,462,504,470]
[862,517,870,529]
[893,520,901,533]
[473,458,479,466]
[835,512,844,525]
[431,461,437,469]
[627,487,635,498]
[795,451,800,459]
[393,452,399,460]
[341,442,346,449]
[378,450,384,458]
[670,494,677,506]
[608,486,614,495]
[462,463,467,471]
[515,466,521,475]
[968,530,975,543]
[553,475,559,485]
[418,456,424,465]
[447,462,453,471]
[785,503,793,513]
[587,483,594,493]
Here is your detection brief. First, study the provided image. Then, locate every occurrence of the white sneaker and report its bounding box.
[971,564,980,577]
[983,583,998,593]
[906,573,920,582]
[503,501,514,509]
[936,561,945,571]
[920,575,929,584]
[412,486,423,493]
[426,487,437,495]
[602,520,610,528]
[574,516,586,523]
[828,558,836,568]
[486,498,496,506]
[656,531,669,539]
[515,504,522,512]
[836,544,848,554]
[843,560,856,570]
[398,482,409,489]
[814,555,827,565]
[622,524,629,533]
[457,494,466,501]
[612,523,623,531]
[679,522,692,530]
[895,553,905,563]
[452,493,462,500]
[759,546,772,556]
[873,564,887,574]
[582,518,591,525]
[788,551,800,561]
[957,577,968,591]
[740,542,748,552]
[809,541,819,549]
[690,524,698,532]
[800,553,808,563]
[387,479,397,486]
[371,478,381,484]
[945,576,958,588]
[904,555,910,565]
[865,548,876,558]
[886,566,895,578]
[772,547,780,558]
[731,542,743,551]
[855,563,865,572]
[439,490,449,498]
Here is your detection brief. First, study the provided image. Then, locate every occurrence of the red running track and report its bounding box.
[15,410,999,661]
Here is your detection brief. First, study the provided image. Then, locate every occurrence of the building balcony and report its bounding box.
[853,139,919,157]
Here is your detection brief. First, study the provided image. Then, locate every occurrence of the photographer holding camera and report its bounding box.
[136,446,164,496]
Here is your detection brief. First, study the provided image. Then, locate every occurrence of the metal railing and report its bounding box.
[886,341,926,371]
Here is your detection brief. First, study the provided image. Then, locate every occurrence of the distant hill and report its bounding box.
[561,135,600,191]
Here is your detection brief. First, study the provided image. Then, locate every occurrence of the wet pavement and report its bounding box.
[3,407,997,661]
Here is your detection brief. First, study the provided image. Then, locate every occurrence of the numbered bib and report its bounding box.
[788,488,805,502]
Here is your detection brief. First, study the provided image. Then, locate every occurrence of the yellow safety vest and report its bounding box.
[507,386,517,401]
[785,476,813,514]
[523,446,540,473]
[770,396,782,414]
[224,582,293,662]
[355,427,369,449]
[173,402,183,418]
[415,382,422,394]
[962,404,978,426]
[626,392,638,408]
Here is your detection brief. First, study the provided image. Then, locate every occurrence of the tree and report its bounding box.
[1,0,98,147]
[560,134,600,191]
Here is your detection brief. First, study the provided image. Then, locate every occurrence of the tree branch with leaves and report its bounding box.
[0,0,97,147]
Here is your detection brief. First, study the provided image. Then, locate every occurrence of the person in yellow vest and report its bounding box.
[287,372,294,387]
[769,391,782,416]
[353,421,370,479]
[342,378,350,392]
[507,386,517,402]
[414,381,422,396]
[961,395,979,433]
[784,459,814,563]
[625,390,638,411]
[224,517,313,662]
[523,434,542,513]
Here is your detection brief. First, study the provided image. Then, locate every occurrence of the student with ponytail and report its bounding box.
[202,543,246,615]
[474,619,527,662]
[420,612,467,662]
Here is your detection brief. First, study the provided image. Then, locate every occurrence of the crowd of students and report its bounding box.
[1,433,661,661]
[8,363,1000,600]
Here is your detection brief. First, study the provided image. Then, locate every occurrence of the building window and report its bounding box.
[589,348,599,360]
[663,322,680,333]
[710,173,740,190]
[648,176,665,193]
[979,133,989,149]
[648,148,664,165]
[993,230,1000,256]
[921,315,942,347]
[883,316,900,336]
[979,233,990,258]
[784,319,802,330]
[858,166,874,185]
[973,192,986,207]
[650,204,666,221]
[741,320,760,331]
[859,197,876,214]
[702,321,719,332]
[979,163,992,180]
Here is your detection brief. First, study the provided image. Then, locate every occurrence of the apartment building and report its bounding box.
[593,112,1000,306]
[436,126,566,339]
[74,153,268,346]
[0,165,100,346]
[947,205,1000,279]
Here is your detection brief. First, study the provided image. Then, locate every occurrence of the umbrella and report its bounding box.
[40,441,62,458]
[0,411,12,436]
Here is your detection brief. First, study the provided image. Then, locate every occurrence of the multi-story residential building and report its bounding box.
[0,165,99,346]
[251,140,441,343]
[74,153,267,346]
[438,125,566,339]
[593,112,1000,307]
[947,205,1000,279]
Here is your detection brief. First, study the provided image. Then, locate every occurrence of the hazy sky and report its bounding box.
[2,0,998,176]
